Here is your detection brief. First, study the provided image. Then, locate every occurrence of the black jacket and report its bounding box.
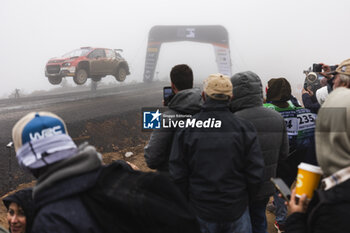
[230,71,289,200]
[144,88,201,172]
[31,144,103,233]
[285,179,350,233]
[169,98,264,222]
[302,93,320,114]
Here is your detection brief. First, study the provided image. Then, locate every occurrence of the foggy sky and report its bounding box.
[1,0,349,98]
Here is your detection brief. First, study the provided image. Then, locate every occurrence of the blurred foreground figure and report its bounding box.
[12,111,103,232]
[285,87,350,233]
[12,111,200,233]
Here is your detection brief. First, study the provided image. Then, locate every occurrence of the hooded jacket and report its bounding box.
[285,87,350,233]
[3,188,34,233]
[230,71,289,200]
[31,143,103,233]
[266,78,291,108]
[144,88,202,172]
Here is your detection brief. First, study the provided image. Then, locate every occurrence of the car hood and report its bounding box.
[48,56,78,64]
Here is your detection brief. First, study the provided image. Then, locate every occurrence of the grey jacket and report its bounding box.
[230,71,289,200]
[144,88,202,172]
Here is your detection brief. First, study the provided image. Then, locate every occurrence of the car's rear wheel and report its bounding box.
[74,69,88,85]
[115,67,127,82]
[48,76,62,85]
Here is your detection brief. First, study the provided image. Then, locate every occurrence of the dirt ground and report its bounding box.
[0,142,278,232]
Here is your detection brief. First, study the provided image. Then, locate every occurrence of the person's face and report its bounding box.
[7,202,26,233]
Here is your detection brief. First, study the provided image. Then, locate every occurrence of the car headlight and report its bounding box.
[62,62,71,67]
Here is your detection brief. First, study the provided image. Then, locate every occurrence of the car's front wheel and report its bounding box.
[74,69,88,85]
[115,67,127,82]
[48,76,62,85]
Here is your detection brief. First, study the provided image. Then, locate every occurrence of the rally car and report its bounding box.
[45,47,130,85]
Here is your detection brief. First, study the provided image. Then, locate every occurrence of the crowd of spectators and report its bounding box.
[1,59,350,233]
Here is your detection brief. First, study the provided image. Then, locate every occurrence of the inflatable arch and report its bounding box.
[143,25,232,82]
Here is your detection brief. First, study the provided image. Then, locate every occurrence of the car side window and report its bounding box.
[106,49,116,58]
[88,49,106,59]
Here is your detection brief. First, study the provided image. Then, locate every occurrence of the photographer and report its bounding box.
[144,64,201,173]
[303,62,343,109]
[302,71,320,113]
[328,59,350,89]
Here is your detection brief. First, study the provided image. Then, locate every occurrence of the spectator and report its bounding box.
[170,73,264,233]
[315,77,331,105]
[313,59,350,105]
[328,58,350,89]
[2,188,33,233]
[230,71,289,233]
[12,111,200,233]
[12,111,103,232]
[302,72,321,113]
[144,64,201,173]
[285,87,350,233]
[264,78,317,232]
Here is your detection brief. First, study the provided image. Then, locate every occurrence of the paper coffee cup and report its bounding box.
[295,162,323,199]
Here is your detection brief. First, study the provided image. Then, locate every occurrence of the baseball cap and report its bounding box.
[203,73,233,100]
[12,112,68,152]
[328,58,350,76]
[12,112,77,170]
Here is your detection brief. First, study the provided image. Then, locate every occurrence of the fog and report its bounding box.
[1,0,349,98]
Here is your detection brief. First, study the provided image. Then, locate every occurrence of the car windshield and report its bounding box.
[62,48,92,58]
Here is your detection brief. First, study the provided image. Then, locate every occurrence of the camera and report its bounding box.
[312,63,323,73]
[330,65,338,72]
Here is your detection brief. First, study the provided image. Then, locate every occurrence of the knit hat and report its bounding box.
[316,87,350,176]
[266,78,291,102]
[12,112,77,170]
[203,73,233,100]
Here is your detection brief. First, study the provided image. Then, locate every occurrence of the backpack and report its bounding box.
[82,160,200,233]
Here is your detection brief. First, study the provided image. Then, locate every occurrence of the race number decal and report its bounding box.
[284,117,298,136]
[297,113,317,130]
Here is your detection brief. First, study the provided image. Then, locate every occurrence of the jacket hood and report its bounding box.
[229,71,263,112]
[316,87,350,176]
[34,143,102,204]
[266,78,291,103]
[3,188,34,233]
[168,88,202,114]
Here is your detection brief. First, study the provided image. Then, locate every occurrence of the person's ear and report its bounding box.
[201,91,206,101]
[171,83,178,94]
